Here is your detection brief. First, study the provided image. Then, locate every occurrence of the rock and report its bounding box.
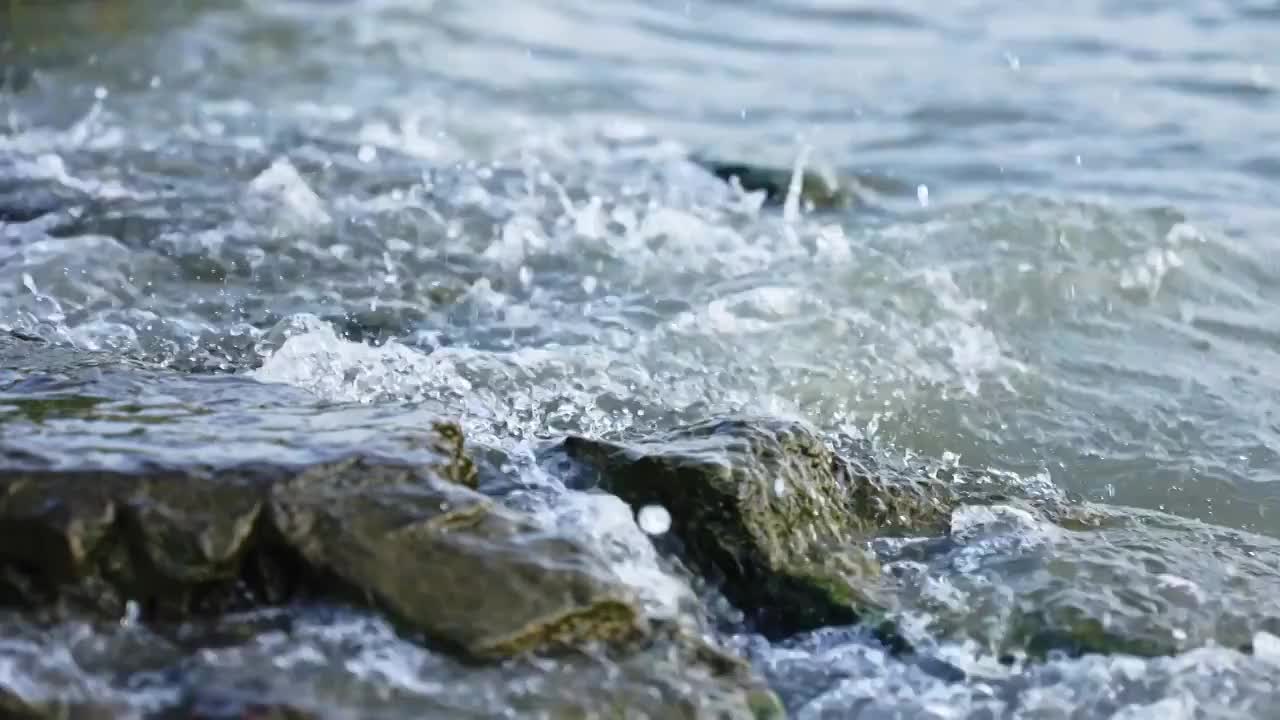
[556,416,1101,647]
[0,686,43,720]
[0,426,643,661]
[562,413,1280,663]
[270,455,644,659]
[0,687,118,720]
[690,156,856,211]
[0,321,782,718]
[561,412,1280,663]
[886,501,1280,661]
[560,417,897,638]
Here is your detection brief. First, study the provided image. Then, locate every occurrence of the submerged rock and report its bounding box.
[886,501,1280,662]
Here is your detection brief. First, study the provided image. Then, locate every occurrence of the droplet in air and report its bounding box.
[773,477,787,497]
[916,184,930,207]
[357,145,378,163]
[120,600,140,628]
[782,143,812,223]
[637,505,672,536]
[94,86,108,100]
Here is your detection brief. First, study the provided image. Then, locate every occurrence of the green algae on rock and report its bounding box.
[562,411,1280,664]
[557,415,1153,656]
[560,416,894,638]
[690,156,857,210]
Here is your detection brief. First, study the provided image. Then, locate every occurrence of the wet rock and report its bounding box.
[270,455,643,659]
[562,413,1280,663]
[0,688,118,720]
[690,156,856,210]
[0,686,41,720]
[0,424,644,661]
[557,416,1100,645]
[887,501,1280,662]
[560,417,897,638]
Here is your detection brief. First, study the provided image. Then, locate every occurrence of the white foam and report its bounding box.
[246,157,333,229]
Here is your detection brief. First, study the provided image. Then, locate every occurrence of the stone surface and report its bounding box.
[561,417,894,638]
[0,432,644,661]
[557,415,1280,663]
[691,157,857,210]
[0,331,784,718]
[269,456,644,659]
[885,501,1280,661]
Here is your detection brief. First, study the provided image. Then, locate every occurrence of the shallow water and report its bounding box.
[3,0,1280,717]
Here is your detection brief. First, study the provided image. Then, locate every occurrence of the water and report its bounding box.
[2,0,1280,716]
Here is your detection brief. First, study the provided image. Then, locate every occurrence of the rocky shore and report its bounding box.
[4,330,1280,717]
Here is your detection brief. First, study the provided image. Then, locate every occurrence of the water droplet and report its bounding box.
[357,145,378,163]
[782,143,812,223]
[916,184,930,207]
[581,275,598,294]
[773,477,787,497]
[94,86,108,100]
[637,505,671,536]
[120,600,140,628]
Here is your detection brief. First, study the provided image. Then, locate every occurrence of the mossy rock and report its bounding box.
[560,417,899,638]
[691,156,857,211]
[557,416,1089,644]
